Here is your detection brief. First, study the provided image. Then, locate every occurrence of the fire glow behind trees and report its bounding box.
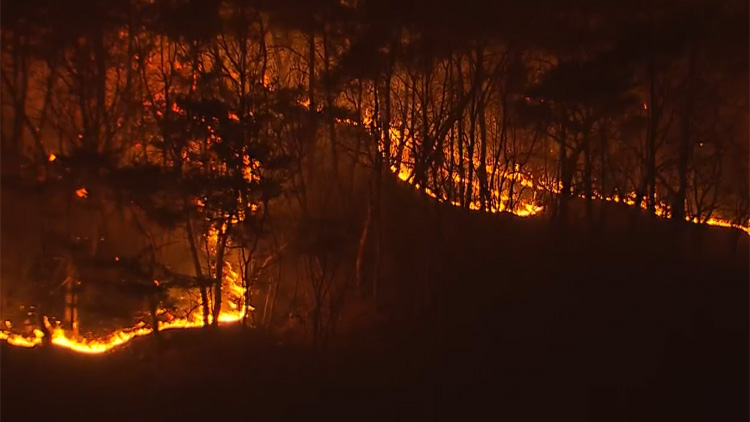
[0,0,747,353]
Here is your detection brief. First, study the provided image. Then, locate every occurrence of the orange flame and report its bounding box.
[0,260,247,354]
[391,157,749,234]
[2,99,747,355]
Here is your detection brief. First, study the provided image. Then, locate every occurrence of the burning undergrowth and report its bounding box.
[1,151,748,354]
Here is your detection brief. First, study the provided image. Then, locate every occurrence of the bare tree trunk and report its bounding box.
[245,256,255,327]
[321,26,340,191]
[212,224,231,325]
[185,213,210,327]
[93,24,108,154]
[465,102,476,208]
[383,69,393,169]
[63,272,79,336]
[599,122,608,224]
[646,59,659,216]
[475,46,490,211]
[583,122,593,221]
[349,79,364,196]
[416,68,431,191]
[308,26,316,113]
[355,182,372,294]
[306,26,318,190]
[240,245,254,327]
[557,126,569,225]
[266,264,282,327]
[673,43,696,223]
[261,268,271,325]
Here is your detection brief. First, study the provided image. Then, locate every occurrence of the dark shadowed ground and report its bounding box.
[2,182,748,421]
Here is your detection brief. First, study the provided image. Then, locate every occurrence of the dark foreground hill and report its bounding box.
[2,176,748,422]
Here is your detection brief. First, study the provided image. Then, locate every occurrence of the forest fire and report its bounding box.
[2,136,747,355]
[2,159,744,354]
[392,160,749,233]
[0,262,246,354]
[1,2,747,421]
[0,0,747,361]
[2,157,746,354]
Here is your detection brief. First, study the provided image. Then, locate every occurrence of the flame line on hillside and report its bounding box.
[0,311,247,354]
[0,263,247,354]
[0,304,247,355]
[2,119,748,354]
[391,162,750,235]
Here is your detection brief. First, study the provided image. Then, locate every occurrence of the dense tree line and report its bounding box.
[1,0,747,345]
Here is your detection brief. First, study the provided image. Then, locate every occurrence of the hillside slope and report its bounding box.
[2,173,748,422]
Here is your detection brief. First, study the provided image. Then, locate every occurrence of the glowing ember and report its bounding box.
[75,187,88,199]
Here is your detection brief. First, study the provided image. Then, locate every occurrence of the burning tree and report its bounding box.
[111,84,291,329]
